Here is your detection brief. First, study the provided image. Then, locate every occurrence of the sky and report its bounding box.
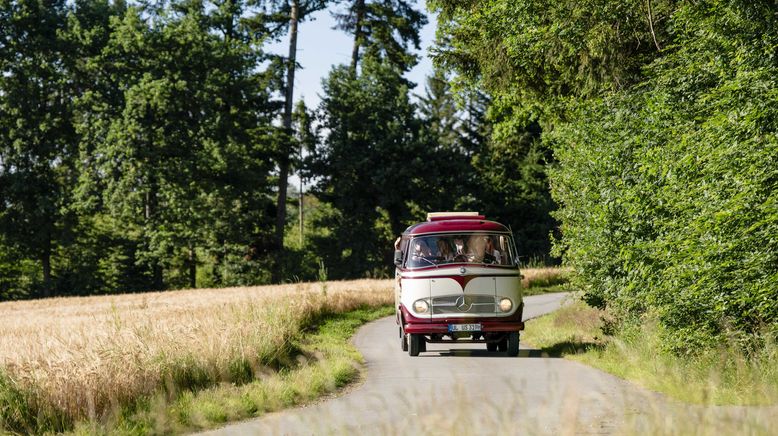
[267,0,438,110]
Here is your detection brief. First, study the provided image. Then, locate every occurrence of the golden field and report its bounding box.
[0,279,393,429]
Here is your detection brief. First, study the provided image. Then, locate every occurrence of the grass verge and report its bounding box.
[68,305,393,435]
[522,300,778,406]
[522,284,569,296]
[521,267,571,296]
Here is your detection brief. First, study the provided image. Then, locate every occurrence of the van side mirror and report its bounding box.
[393,250,403,267]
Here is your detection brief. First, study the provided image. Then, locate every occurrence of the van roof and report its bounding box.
[403,216,510,235]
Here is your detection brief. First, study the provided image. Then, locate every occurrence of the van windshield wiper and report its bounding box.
[415,256,445,268]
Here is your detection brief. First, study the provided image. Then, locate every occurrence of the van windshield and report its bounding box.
[405,233,515,268]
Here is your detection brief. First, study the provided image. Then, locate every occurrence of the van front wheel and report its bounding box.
[507,332,520,357]
[408,334,421,356]
[497,337,508,352]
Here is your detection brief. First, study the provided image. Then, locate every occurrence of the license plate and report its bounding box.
[448,323,481,332]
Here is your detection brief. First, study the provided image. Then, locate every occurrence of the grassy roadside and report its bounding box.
[521,267,571,296]
[522,300,778,406]
[68,305,393,435]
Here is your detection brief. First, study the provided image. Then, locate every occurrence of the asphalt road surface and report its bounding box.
[202,292,776,435]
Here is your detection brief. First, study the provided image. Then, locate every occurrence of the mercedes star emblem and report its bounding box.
[456,295,472,312]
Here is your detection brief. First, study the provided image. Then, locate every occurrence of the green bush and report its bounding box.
[549,2,778,352]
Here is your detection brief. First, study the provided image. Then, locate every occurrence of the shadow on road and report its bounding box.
[420,348,558,358]
[538,340,604,357]
[423,340,604,358]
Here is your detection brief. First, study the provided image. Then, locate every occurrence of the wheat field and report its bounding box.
[0,279,393,428]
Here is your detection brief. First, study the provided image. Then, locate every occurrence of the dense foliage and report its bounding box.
[1,0,558,299]
[0,0,286,297]
[433,0,777,351]
[311,57,430,278]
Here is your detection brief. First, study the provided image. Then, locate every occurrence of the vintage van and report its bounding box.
[394,212,524,356]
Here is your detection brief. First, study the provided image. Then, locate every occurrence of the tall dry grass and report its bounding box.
[521,267,571,289]
[0,279,392,432]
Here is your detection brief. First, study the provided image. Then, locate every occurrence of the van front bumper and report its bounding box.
[400,302,524,334]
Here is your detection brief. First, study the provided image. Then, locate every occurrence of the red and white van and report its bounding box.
[394,212,524,356]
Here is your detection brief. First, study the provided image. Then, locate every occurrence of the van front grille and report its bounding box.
[431,294,496,315]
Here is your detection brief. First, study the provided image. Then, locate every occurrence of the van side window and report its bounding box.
[400,237,410,264]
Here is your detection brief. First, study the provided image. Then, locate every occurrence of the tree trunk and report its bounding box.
[145,180,163,290]
[275,0,300,253]
[350,0,366,75]
[188,245,196,289]
[299,170,304,246]
[41,237,52,298]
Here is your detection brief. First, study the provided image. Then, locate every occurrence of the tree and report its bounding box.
[334,0,426,73]
[0,0,75,297]
[472,110,555,262]
[417,70,459,150]
[429,0,669,107]
[415,69,473,212]
[416,68,556,261]
[311,55,429,277]
[291,99,317,246]
[196,0,282,288]
[74,1,280,291]
[264,0,330,281]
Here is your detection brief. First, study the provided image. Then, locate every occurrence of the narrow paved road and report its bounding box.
[203,293,775,435]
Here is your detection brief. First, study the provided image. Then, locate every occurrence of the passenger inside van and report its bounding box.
[402,234,515,267]
[484,236,502,264]
[452,237,470,262]
[467,234,488,263]
[436,239,454,262]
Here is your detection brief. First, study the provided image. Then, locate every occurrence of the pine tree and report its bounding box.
[334,0,426,73]
[262,0,330,281]
[312,55,428,277]
[418,70,459,150]
[416,69,473,212]
[0,0,75,297]
[74,1,280,290]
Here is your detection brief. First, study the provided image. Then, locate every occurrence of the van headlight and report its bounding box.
[413,299,429,314]
[498,298,513,312]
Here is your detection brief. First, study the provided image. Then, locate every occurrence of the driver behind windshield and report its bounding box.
[411,239,432,260]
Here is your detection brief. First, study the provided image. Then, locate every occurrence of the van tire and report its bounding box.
[400,327,408,351]
[507,332,520,357]
[409,334,421,356]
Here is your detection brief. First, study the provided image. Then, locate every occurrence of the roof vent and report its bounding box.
[426,212,485,222]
